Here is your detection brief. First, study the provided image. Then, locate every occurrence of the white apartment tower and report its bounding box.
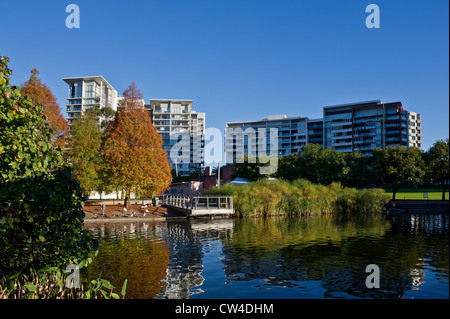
[146,99,205,176]
[63,76,121,128]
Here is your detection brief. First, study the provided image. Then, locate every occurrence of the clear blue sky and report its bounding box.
[1,0,448,151]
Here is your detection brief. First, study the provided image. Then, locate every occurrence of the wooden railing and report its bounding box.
[160,195,233,210]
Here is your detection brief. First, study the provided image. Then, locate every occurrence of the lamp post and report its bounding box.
[217,161,221,188]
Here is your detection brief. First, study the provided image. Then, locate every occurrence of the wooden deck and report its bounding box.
[160,195,234,217]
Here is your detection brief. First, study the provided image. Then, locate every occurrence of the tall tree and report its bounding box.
[424,138,449,200]
[372,146,425,200]
[102,83,171,207]
[232,154,274,181]
[342,151,375,188]
[20,68,68,149]
[276,144,349,185]
[119,81,143,110]
[67,109,103,197]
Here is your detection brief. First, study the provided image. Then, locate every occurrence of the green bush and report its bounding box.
[0,56,96,278]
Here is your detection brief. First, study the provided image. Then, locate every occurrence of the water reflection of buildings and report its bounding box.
[157,219,234,299]
[85,221,165,240]
[402,213,449,236]
[85,219,234,299]
[157,221,205,299]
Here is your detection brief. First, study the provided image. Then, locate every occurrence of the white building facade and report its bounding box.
[225,115,313,163]
[146,99,205,176]
[63,76,122,128]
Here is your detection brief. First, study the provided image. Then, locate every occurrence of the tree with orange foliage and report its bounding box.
[119,81,144,110]
[20,69,68,149]
[102,83,171,207]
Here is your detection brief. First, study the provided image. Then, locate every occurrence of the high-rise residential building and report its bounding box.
[63,76,121,128]
[146,99,205,176]
[225,114,313,163]
[226,100,421,159]
[407,111,423,149]
[307,118,324,145]
[323,100,422,155]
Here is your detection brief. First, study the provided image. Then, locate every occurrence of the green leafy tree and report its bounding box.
[0,56,96,275]
[372,146,425,199]
[232,154,274,181]
[276,153,301,182]
[276,144,350,185]
[319,147,348,185]
[342,151,376,187]
[67,109,104,197]
[295,143,323,183]
[424,138,449,200]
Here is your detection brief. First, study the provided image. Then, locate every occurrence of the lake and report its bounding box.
[82,213,449,299]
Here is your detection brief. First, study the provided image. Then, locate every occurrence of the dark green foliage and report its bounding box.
[0,56,96,276]
[372,146,425,200]
[232,154,275,181]
[275,144,373,187]
[423,138,449,200]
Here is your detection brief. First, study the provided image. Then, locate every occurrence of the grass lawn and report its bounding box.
[383,188,449,200]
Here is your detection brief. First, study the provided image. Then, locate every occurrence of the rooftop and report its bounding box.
[62,75,116,90]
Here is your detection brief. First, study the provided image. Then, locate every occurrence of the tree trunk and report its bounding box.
[124,189,131,207]
[392,187,397,200]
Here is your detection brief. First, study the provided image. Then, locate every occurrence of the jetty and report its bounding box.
[387,199,449,214]
[160,195,234,217]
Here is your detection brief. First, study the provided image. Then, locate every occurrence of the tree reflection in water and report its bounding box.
[221,214,448,299]
[83,213,448,299]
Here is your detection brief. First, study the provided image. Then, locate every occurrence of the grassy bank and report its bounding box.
[205,179,390,217]
[383,188,449,200]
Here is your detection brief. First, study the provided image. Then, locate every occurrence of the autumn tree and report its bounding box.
[20,68,68,149]
[102,83,171,207]
[119,81,144,110]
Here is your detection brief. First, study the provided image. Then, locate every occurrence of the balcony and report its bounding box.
[332,136,352,142]
[332,140,352,146]
[333,146,352,152]
[67,94,82,99]
[67,106,82,112]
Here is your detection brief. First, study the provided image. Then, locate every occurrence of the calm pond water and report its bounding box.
[82,213,449,299]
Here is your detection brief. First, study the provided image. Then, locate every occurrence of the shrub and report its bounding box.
[0,56,96,278]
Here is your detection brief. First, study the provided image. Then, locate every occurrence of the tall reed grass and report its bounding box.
[205,179,390,217]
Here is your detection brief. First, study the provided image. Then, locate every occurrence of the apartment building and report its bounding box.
[407,111,422,148]
[307,118,324,145]
[63,76,121,128]
[225,114,315,163]
[323,100,422,155]
[146,99,205,176]
[226,100,421,159]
